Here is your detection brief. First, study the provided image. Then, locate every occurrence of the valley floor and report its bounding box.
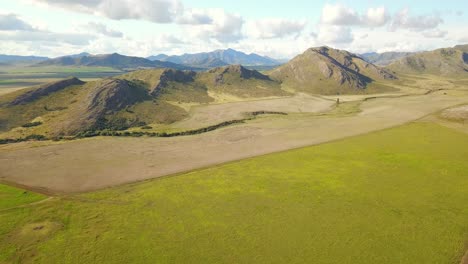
[1,88,467,193]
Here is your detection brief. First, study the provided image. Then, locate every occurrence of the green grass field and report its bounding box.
[0,185,44,210]
[1,122,467,263]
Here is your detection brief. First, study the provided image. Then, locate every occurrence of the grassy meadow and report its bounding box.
[0,185,44,210]
[1,121,467,263]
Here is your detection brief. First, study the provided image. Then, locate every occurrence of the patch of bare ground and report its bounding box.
[440,105,468,122]
[461,249,468,264]
[171,93,334,129]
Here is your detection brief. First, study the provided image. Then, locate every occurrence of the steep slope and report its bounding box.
[360,52,414,66]
[62,79,150,134]
[36,53,188,70]
[148,49,280,68]
[270,46,396,95]
[387,48,468,76]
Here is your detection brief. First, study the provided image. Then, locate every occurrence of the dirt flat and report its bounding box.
[1,90,467,194]
[172,93,334,129]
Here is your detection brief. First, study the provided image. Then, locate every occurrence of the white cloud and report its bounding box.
[246,18,306,39]
[0,13,36,31]
[83,22,123,38]
[176,8,213,25]
[389,8,443,31]
[30,0,182,23]
[188,9,244,43]
[365,7,389,27]
[320,4,389,27]
[317,25,354,44]
[321,4,359,25]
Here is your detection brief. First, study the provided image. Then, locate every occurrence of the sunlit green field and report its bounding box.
[0,185,44,210]
[1,122,467,263]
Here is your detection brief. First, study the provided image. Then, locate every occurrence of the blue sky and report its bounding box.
[0,0,467,58]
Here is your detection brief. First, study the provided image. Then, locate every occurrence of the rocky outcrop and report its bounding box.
[64,78,148,134]
[9,77,84,105]
[269,46,397,94]
[210,65,271,85]
[150,69,196,96]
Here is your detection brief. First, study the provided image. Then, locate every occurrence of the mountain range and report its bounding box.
[148,49,280,69]
[36,53,189,70]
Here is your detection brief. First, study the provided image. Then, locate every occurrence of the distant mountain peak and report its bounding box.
[147,48,280,69]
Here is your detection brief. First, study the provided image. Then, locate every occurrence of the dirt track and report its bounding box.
[1,91,468,193]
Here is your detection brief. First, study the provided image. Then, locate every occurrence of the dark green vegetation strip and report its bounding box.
[1,122,467,263]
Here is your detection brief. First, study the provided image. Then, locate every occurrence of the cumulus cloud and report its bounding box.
[320,4,389,27]
[0,13,36,31]
[365,7,390,27]
[30,0,182,23]
[188,9,244,43]
[389,8,443,31]
[246,18,306,39]
[317,25,354,44]
[83,22,123,38]
[176,8,213,24]
[30,0,245,42]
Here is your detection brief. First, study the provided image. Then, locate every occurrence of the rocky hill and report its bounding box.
[387,47,468,76]
[269,46,396,95]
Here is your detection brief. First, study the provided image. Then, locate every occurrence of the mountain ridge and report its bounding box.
[148,48,280,69]
[387,46,468,76]
[36,53,190,70]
